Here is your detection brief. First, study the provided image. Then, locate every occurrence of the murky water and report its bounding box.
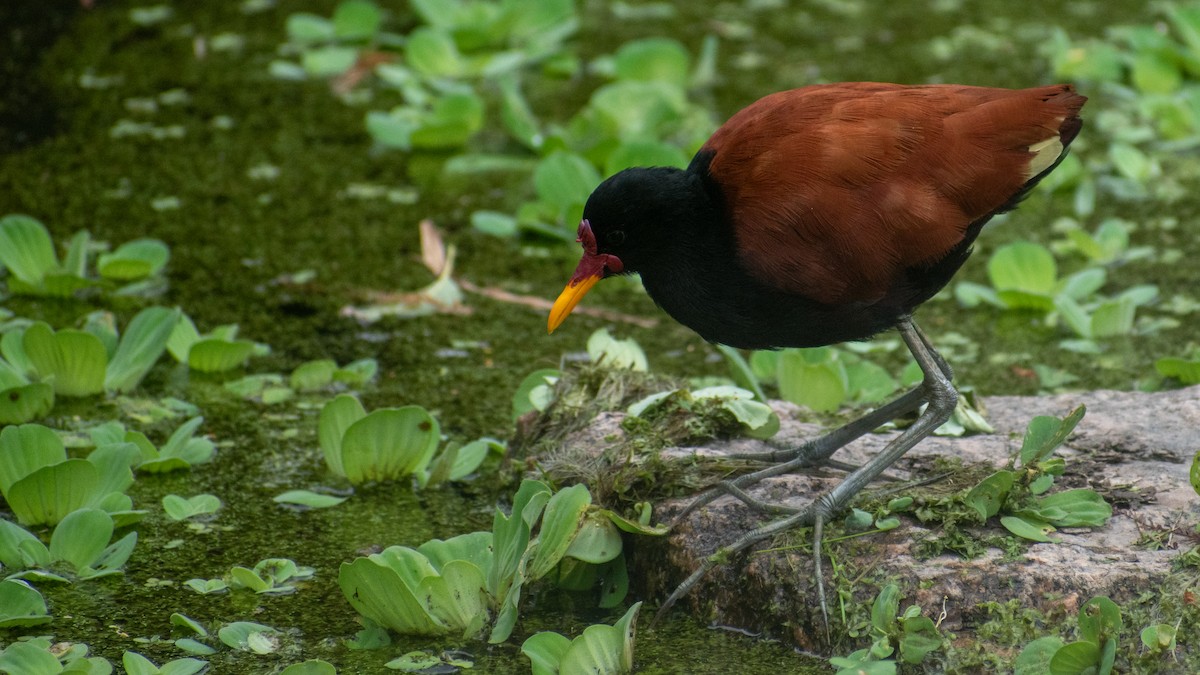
[0,0,1179,672]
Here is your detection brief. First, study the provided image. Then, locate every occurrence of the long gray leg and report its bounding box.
[656,317,958,632]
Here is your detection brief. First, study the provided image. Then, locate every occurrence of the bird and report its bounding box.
[546,82,1086,630]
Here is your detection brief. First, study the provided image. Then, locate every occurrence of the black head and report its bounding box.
[548,165,710,333]
[580,166,707,275]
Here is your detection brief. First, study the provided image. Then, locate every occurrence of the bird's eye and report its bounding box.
[605,230,626,245]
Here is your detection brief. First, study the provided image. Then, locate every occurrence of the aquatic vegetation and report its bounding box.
[0,423,142,527]
[161,493,221,521]
[121,652,206,675]
[339,480,653,643]
[218,621,283,655]
[521,602,642,675]
[955,240,1159,347]
[0,579,51,628]
[830,584,943,674]
[318,394,495,487]
[964,406,1111,542]
[0,213,169,298]
[0,307,179,407]
[88,416,216,473]
[1015,597,1122,675]
[1155,348,1200,384]
[167,314,266,373]
[228,558,316,595]
[0,638,111,674]
[0,508,137,581]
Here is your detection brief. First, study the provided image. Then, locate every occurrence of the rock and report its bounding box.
[564,385,1200,651]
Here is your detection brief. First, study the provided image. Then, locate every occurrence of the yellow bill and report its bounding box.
[548,272,601,333]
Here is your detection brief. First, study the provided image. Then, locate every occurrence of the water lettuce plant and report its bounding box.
[750,346,901,413]
[88,416,216,473]
[0,213,169,297]
[0,423,142,526]
[0,508,137,581]
[1155,348,1200,385]
[964,406,1111,542]
[318,394,494,486]
[339,480,651,644]
[167,314,266,373]
[0,579,51,628]
[830,584,943,674]
[0,638,111,674]
[1015,596,1122,675]
[228,558,316,595]
[521,601,642,675]
[0,306,179,400]
[121,652,206,675]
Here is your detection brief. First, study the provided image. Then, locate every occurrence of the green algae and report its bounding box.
[0,0,1195,673]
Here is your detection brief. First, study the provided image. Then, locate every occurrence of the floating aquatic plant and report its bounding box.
[521,602,642,675]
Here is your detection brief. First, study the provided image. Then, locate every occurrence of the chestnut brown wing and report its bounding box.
[703,83,1085,305]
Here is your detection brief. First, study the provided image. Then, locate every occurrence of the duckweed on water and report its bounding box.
[2,0,1197,672]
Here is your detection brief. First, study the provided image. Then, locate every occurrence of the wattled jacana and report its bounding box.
[547,82,1086,627]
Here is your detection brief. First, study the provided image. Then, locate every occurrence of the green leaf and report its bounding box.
[0,423,67,494]
[777,348,847,412]
[0,518,50,568]
[989,241,1057,295]
[412,92,485,149]
[333,0,381,39]
[0,382,54,425]
[1019,406,1085,467]
[301,45,359,76]
[187,338,257,372]
[340,406,441,483]
[106,307,180,393]
[49,508,113,571]
[0,579,51,628]
[1156,357,1200,385]
[6,459,100,526]
[1034,489,1111,527]
[286,12,334,42]
[558,602,641,675]
[1078,596,1122,645]
[0,641,65,672]
[338,554,448,636]
[334,357,377,385]
[171,612,207,636]
[965,470,1014,520]
[513,369,560,420]
[318,394,367,476]
[0,214,59,285]
[97,238,169,281]
[218,621,280,654]
[406,27,464,78]
[279,660,337,675]
[529,484,592,580]
[1000,515,1056,542]
[162,494,221,521]
[1049,641,1099,674]
[614,38,690,87]
[587,329,648,371]
[22,324,108,397]
[1140,624,1177,652]
[290,359,337,391]
[899,615,942,664]
[472,210,519,238]
[871,584,901,635]
[1014,636,1065,675]
[535,151,602,216]
[273,489,347,509]
[564,511,622,564]
[523,631,572,675]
